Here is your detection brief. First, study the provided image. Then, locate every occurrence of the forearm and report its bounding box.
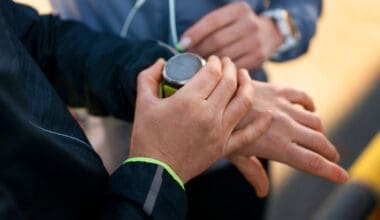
[18,4,174,121]
[267,0,323,61]
[99,161,186,220]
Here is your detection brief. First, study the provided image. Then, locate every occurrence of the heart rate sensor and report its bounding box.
[162,53,205,97]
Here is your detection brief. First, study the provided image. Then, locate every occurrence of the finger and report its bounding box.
[180,56,222,99]
[285,143,349,183]
[293,125,339,162]
[229,155,269,198]
[225,111,272,154]
[180,2,246,49]
[234,51,265,70]
[282,103,323,132]
[222,69,254,131]
[190,18,252,57]
[137,59,165,99]
[281,88,316,112]
[207,57,237,109]
[215,36,259,61]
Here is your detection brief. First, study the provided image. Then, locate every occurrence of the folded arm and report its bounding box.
[13,2,174,121]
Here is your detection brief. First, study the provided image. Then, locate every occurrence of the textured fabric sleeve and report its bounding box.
[0,184,24,220]
[15,2,175,121]
[100,162,187,220]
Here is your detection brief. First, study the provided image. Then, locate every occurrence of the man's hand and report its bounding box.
[226,81,349,197]
[129,57,272,183]
[179,2,283,70]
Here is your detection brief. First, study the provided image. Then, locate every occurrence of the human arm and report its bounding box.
[99,57,272,219]
[226,80,349,197]
[268,0,322,61]
[179,0,322,70]
[5,1,175,122]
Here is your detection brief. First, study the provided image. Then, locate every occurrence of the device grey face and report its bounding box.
[163,53,205,88]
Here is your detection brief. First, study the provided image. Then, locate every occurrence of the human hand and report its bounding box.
[129,57,272,183]
[226,81,349,197]
[179,2,283,70]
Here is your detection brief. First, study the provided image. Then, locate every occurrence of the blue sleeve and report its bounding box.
[267,0,323,61]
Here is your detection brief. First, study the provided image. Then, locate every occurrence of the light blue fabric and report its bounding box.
[50,0,322,62]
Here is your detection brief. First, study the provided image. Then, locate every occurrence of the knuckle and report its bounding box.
[224,74,237,92]
[311,116,323,131]
[226,80,237,93]
[206,65,223,81]
[246,16,259,30]
[239,94,254,112]
[313,132,326,147]
[273,111,288,124]
[239,133,251,147]
[237,2,251,12]
[297,91,311,102]
[317,135,335,157]
[137,72,147,84]
[256,52,265,63]
[309,155,324,170]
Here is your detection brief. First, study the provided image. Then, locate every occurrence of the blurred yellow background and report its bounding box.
[15,0,380,191]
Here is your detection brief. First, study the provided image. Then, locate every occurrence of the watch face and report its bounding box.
[164,53,204,87]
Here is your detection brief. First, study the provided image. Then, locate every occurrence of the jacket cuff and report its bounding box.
[124,157,185,190]
[105,161,187,219]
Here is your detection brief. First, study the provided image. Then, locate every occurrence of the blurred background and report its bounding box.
[15,0,380,219]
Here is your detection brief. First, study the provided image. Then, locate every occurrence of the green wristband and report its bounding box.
[124,157,185,190]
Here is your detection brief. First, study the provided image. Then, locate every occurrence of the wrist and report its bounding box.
[260,16,284,50]
[125,156,185,190]
[261,9,301,58]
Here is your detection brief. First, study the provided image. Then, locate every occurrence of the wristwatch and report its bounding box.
[161,53,205,97]
[261,9,301,57]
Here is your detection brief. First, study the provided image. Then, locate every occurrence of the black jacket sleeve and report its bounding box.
[8,1,176,121]
[101,163,187,220]
[0,88,186,220]
[0,184,24,220]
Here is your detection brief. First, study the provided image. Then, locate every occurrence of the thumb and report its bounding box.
[225,111,272,155]
[137,59,165,100]
[228,155,270,198]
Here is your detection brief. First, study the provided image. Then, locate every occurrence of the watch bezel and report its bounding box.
[163,53,205,88]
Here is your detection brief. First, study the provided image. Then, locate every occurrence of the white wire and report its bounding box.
[168,0,179,46]
[120,0,146,37]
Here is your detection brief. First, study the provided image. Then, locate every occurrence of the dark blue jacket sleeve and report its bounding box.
[101,163,187,220]
[268,0,323,61]
[12,2,175,122]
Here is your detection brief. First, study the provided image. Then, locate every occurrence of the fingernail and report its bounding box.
[178,37,192,51]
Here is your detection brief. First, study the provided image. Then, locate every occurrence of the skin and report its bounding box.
[180,2,284,70]
[228,81,349,197]
[129,57,272,183]
[129,57,349,194]
[177,1,348,196]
